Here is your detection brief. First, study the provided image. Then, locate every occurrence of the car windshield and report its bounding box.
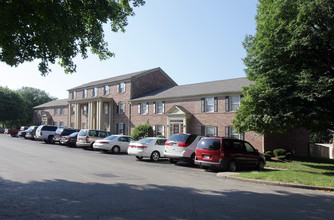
[69,132,78,137]
[56,128,64,134]
[138,138,153,144]
[197,139,221,150]
[78,130,87,136]
[104,135,117,140]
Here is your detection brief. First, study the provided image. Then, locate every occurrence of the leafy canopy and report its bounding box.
[233,0,334,134]
[0,0,145,75]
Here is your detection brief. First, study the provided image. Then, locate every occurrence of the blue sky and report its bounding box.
[0,0,258,99]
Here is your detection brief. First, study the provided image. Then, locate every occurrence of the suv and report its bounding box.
[54,127,79,144]
[195,137,266,172]
[164,134,203,164]
[35,125,58,143]
[76,129,111,149]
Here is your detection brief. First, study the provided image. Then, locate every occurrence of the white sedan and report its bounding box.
[93,135,135,154]
[127,137,167,161]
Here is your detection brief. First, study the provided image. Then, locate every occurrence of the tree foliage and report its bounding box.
[233,0,334,134]
[0,86,26,127]
[0,0,145,75]
[131,122,153,140]
[17,87,56,124]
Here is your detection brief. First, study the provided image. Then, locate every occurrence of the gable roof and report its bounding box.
[68,67,176,91]
[33,99,69,109]
[131,77,252,102]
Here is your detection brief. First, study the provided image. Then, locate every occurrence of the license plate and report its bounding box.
[204,155,210,159]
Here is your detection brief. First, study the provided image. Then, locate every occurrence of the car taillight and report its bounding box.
[137,146,148,149]
[40,131,42,135]
[32,132,34,135]
[99,141,109,144]
[129,145,133,148]
[165,142,170,146]
[67,137,70,140]
[178,142,189,147]
[86,136,89,142]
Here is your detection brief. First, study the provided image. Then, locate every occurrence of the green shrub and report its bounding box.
[131,123,153,140]
[273,149,287,160]
[264,151,273,160]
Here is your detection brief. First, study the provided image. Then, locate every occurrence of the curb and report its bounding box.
[216,173,334,192]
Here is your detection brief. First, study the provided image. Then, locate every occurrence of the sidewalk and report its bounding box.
[216,170,334,192]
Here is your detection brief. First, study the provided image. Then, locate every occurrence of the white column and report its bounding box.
[88,101,93,129]
[67,103,71,127]
[75,103,81,129]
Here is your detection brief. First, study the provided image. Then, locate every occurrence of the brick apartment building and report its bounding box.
[33,67,309,155]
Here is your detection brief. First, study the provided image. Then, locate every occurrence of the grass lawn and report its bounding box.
[237,157,334,188]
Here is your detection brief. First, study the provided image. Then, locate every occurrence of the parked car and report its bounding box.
[0,127,5,133]
[16,126,29,138]
[194,137,266,172]
[76,129,111,149]
[164,134,203,164]
[25,126,39,140]
[8,128,19,137]
[127,137,167,161]
[54,127,79,144]
[60,132,79,147]
[35,125,58,143]
[93,135,135,153]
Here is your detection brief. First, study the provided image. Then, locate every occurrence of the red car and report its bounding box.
[195,137,266,172]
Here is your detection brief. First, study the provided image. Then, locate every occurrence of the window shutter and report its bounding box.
[117,104,119,114]
[138,103,141,114]
[117,84,120,93]
[116,124,119,134]
[162,101,165,113]
[201,98,205,112]
[225,126,230,137]
[214,126,218,137]
[146,102,149,114]
[214,97,218,112]
[123,124,126,135]
[225,96,230,112]
[201,126,205,136]
[153,102,156,114]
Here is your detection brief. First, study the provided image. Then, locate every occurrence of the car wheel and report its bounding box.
[112,146,120,154]
[150,151,160,162]
[258,160,265,171]
[136,156,143,160]
[168,158,177,164]
[227,160,237,172]
[48,136,54,144]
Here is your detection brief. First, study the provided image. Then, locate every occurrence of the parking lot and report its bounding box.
[0,134,333,219]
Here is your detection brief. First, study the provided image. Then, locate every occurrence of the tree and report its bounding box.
[0,86,26,128]
[233,0,334,134]
[17,87,56,124]
[131,122,153,140]
[0,0,145,75]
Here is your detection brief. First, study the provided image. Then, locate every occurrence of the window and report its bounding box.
[104,104,109,115]
[155,125,164,136]
[225,126,244,140]
[93,87,98,97]
[72,91,76,99]
[60,107,64,115]
[82,123,86,129]
[244,142,255,153]
[71,122,75,129]
[54,107,58,115]
[225,95,242,112]
[118,82,125,93]
[204,126,218,137]
[104,123,109,131]
[201,97,218,112]
[104,85,109,95]
[118,102,125,114]
[83,89,87,98]
[53,122,58,126]
[138,103,148,114]
[118,123,125,134]
[83,105,88,116]
[72,106,75,115]
[154,101,164,114]
[59,121,64,127]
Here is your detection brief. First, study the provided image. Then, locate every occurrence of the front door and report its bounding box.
[170,122,184,135]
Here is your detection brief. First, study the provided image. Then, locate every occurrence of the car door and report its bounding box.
[232,140,248,166]
[243,142,260,166]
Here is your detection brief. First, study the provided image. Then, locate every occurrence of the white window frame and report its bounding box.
[72,106,75,115]
[231,96,240,112]
[157,101,164,114]
[119,102,125,114]
[119,123,125,134]
[205,126,218,137]
[118,82,126,93]
[93,87,98,97]
[104,85,109,95]
[104,104,109,115]
[54,107,58,115]
[53,121,58,126]
[141,103,148,115]
[225,126,244,140]
[205,98,215,112]
[71,122,75,129]
[155,125,164,136]
[83,89,88,98]
[59,121,64,127]
[60,107,64,115]
[72,91,77,99]
[83,105,88,116]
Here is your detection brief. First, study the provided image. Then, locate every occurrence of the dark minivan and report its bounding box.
[54,127,79,144]
[195,137,265,172]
